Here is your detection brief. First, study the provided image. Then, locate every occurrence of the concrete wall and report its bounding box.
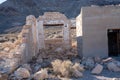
[76,12,83,57]
[77,5,120,57]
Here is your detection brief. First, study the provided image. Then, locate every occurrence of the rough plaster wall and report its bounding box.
[81,6,120,57]
[76,12,83,57]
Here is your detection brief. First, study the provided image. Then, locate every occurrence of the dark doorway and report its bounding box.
[108,29,120,56]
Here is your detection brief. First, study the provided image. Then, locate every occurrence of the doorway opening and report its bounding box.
[44,24,64,48]
[108,29,120,56]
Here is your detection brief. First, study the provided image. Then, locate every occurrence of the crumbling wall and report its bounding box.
[38,12,72,49]
[0,12,73,74]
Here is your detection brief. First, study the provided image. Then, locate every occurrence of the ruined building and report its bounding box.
[77,5,120,57]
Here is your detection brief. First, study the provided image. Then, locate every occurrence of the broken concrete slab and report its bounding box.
[91,64,103,75]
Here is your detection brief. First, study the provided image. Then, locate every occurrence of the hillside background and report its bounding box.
[0,0,120,33]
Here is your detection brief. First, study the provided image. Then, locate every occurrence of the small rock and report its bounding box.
[91,64,103,74]
[4,47,10,52]
[14,67,30,79]
[107,62,120,72]
[73,69,83,78]
[33,69,48,80]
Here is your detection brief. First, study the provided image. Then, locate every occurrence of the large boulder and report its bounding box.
[14,67,30,79]
[91,64,103,74]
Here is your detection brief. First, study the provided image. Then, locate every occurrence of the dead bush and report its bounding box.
[52,59,84,78]
[51,59,62,74]
[60,60,73,77]
[72,63,84,72]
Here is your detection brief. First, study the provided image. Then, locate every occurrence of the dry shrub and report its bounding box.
[60,60,73,77]
[51,59,62,74]
[72,63,84,72]
[51,59,84,78]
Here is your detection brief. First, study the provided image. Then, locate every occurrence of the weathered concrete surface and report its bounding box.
[77,5,120,57]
